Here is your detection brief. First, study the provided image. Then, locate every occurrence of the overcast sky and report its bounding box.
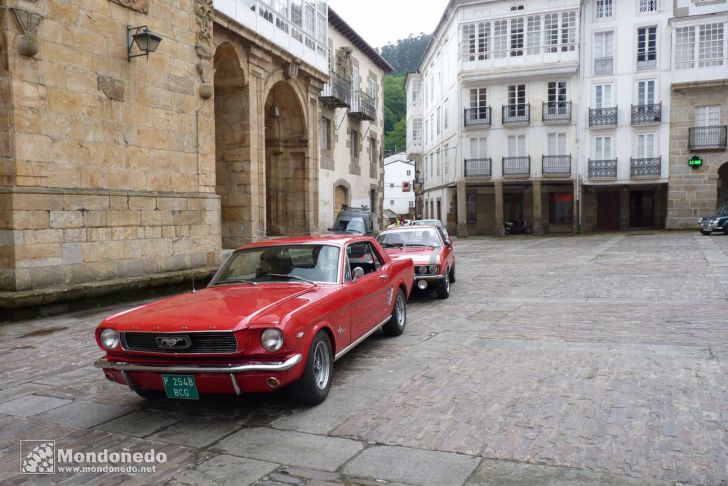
[328,0,450,48]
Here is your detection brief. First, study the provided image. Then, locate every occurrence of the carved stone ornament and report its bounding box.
[108,0,149,14]
[335,47,352,80]
[194,0,213,58]
[12,8,43,57]
[286,62,300,80]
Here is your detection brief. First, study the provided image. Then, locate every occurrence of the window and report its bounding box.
[549,194,573,224]
[544,13,559,53]
[594,31,614,74]
[443,143,449,175]
[369,138,377,165]
[462,22,491,61]
[548,81,567,105]
[351,129,359,158]
[470,88,487,110]
[430,114,435,140]
[636,133,656,158]
[409,201,415,208]
[470,137,487,159]
[436,150,441,176]
[494,20,508,58]
[390,200,395,206]
[320,117,331,151]
[510,17,524,56]
[368,78,378,100]
[467,194,477,224]
[596,0,613,19]
[675,26,695,69]
[595,83,613,108]
[695,106,720,127]
[412,118,422,142]
[443,99,449,130]
[527,16,541,55]
[594,135,613,159]
[436,107,441,135]
[637,26,657,70]
[389,182,395,188]
[639,0,657,12]
[507,134,527,156]
[637,79,656,105]
[511,4,525,11]
[410,80,421,105]
[508,84,526,117]
[424,120,429,145]
[547,133,566,156]
[561,12,576,51]
[698,23,724,67]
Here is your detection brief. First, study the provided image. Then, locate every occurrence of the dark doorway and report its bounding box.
[718,163,728,208]
[597,191,620,231]
[503,193,524,222]
[629,191,654,228]
[436,199,442,221]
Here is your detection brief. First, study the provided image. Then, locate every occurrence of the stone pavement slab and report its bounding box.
[96,410,185,438]
[146,417,243,449]
[0,394,71,417]
[35,400,135,428]
[167,453,278,486]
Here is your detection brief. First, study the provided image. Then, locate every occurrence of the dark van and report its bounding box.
[330,207,375,235]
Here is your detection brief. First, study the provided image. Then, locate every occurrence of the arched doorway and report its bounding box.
[214,43,251,249]
[264,81,308,236]
[718,162,728,208]
[334,183,350,220]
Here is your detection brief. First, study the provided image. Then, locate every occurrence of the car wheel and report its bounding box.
[701,230,712,235]
[449,265,456,283]
[135,390,166,401]
[382,288,407,336]
[288,331,333,406]
[436,272,450,299]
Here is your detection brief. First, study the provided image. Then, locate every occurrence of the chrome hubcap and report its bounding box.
[445,273,450,293]
[312,340,331,390]
[396,294,406,327]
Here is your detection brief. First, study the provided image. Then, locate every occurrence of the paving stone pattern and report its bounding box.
[0,232,727,485]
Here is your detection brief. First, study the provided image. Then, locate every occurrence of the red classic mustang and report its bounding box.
[94,236,414,405]
[377,225,455,299]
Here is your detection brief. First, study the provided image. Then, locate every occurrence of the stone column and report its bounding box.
[494,181,505,237]
[619,187,630,230]
[532,180,544,236]
[456,181,468,238]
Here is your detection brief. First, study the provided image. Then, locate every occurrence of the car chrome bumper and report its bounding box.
[94,354,303,374]
[414,274,445,280]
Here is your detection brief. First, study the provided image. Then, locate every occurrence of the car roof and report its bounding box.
[237,234,370,250]
[380,225,440,234]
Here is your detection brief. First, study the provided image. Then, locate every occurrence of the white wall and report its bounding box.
[384,155,416,215]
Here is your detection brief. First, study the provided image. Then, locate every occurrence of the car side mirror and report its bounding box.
[444,239,452,247]
[352,267,365,281]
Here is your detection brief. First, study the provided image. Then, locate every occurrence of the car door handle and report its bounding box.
[379,275,388,281]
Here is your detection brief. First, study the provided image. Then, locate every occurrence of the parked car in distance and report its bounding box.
[377,225,455,299]
[698,203,728,235]
[330,207,374,235]
[412,219,449,239]
[94,236,414,406]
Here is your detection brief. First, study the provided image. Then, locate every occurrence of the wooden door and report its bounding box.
[597,191,620,231]
[334,185,349,220]
[503,193,524,222]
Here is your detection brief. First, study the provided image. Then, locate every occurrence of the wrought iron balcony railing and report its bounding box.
[594,57,613,75]
[588,159,618,178]
[631,157,661,177]
[542,155,571,175]
[502,104,530,125]
[464,158,492,177]
[320,71,351,108]
[503,156,530,176]
[589,107,618,127]
[637,58,657,71]
[350,90,376,121]
[542,101,572,123]
[464,107,492,128]
[631,103,662,125]
[688,126,728,151]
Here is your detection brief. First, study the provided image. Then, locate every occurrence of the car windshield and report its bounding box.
[345,218,366,234]
[716,203,728,216]
[413,220,441,226]
[378,228,442,248]
[212,245,340,285]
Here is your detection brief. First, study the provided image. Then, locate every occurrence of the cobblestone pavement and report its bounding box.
[1,232,727,485]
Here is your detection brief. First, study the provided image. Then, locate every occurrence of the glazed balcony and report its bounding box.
[593,57,613,75]
[503,156,530,176]
[464,107,492,128]
[320,71,351,108]
[631,157,661,178]
[464,158,492,178]
[589,107,618,128]
[350,90,376,121]
[542,155,571,176]
[631,103,662,125]
[542,102,572,124]
[502,104,530,125]
[588,159,617,179]
[688,126,727,151]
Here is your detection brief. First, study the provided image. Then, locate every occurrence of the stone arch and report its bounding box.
[214,42,252,249]
[262,71,309,131]
[332,179,351,220]
[264,80,309,236]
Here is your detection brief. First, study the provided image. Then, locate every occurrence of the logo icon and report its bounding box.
[156,335,191,350]
[20,440,55,474]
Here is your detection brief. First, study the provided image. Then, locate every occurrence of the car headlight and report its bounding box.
[428,265,438,274]
[698,218,703,224]
[417,266,428,274]
[261,328,284,352]
[100,328,120,350]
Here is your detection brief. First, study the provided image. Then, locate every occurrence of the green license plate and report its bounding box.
[162,375,199,400]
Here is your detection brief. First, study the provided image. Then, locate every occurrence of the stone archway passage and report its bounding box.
[718,162,728,208]
[214,43,251,249]
[264,81,308,236]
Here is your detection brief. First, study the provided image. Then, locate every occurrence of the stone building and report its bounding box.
[0,0,330,297]
[317,8,392,231]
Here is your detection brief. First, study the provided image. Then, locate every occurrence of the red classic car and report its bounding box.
[94,235,414,405]
[377,225,455,299]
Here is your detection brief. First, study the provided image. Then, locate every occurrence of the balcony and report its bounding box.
[594,57,613,75]
[350,91,376,121]
[542,155,571,176]
[320,71,351,108]
[465,158,492,178]
[637,59,657,72]
[542,102,572,124]
[589,107,618,128]
[503,156,530,176]
[631,103,661,125]
[502,104,530,125]
[631,157,661,178]
[464,107,492,128]
[688,126,728,151]
[588,159,618,179]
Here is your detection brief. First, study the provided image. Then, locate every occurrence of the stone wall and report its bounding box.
[666,82,728,229]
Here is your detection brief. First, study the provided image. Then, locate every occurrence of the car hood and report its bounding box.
[101,285,319,332]
[702,214,728,220]
[383,246,443,265]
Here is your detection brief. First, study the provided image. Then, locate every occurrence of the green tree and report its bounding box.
[379,33,432,75]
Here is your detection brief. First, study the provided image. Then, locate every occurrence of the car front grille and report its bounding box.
[121,332,238,354]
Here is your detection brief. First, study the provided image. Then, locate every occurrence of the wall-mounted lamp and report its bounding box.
[127,25,162,62]
[269,104,281,119]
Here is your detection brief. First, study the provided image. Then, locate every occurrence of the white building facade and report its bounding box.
[384,154,416,216]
